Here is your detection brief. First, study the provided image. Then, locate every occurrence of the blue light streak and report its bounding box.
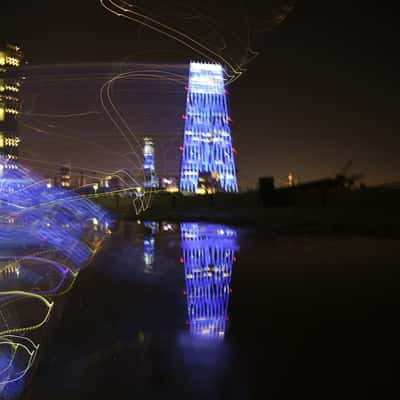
[0,157,111,267]
[0,155,112,393]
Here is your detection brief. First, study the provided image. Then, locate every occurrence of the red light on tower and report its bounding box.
[232,147,237,154]
[181,114,187,120]
[227,116,232,123]
[179,146,184,152]
[179,256,184,263]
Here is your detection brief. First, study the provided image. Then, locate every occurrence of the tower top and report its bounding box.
[190,62,223,72]
[189,62,224,95]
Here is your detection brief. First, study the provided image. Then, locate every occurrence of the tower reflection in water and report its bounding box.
[181,223,238,339]
[143,222,177,273]
[143,221,158,273]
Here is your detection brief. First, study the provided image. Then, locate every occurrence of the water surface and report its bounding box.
[29,221,400,399]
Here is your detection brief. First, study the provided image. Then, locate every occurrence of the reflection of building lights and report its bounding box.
[144,221,158,234]
[181,223,237,338]
[162,223,173,232]
[166,186,179,193]
[0,259,21,277]
[144,236,155,271]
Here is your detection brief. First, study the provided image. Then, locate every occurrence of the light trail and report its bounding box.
[100,0,244,84]
[0,256,76,297]
[99,68,186,168]
[99,67,188,209]
[19,118,144,171]
[0,335,38,385]
[0,291,53,336]
[20,111,101,118]
[0,157,113,388]
[19,63,188,214]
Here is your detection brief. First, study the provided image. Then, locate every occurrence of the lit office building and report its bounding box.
[180,62,238,194]
[0,43,22,172]
[143,137,158,188]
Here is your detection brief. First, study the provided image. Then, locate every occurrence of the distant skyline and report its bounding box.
[19,63,187,181]
[2,1,399,187]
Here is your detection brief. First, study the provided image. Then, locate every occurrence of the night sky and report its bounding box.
[1,1,399,187]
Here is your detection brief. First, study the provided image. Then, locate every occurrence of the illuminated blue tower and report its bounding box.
[143,137,158,188]
[181,223,237,338]
[180,62,238,193]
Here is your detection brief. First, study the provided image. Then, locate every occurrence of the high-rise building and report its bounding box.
[0,43,22,172]
[180,62,238,194]
[143,136,158,188]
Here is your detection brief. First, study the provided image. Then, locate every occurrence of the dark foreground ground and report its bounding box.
[26,221,400,399]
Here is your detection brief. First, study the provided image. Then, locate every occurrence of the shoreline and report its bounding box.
[94,193,400,239]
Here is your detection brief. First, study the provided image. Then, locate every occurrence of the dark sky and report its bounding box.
[1,1,399,187]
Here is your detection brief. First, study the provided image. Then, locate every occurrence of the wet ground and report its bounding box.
[27,221,400,399]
